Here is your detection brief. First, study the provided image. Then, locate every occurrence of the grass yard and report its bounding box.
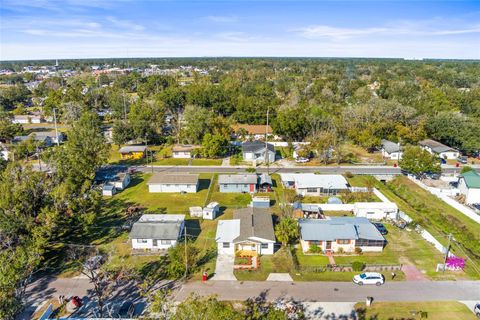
[115,172,213,213]
[347,175,480,280]
[151,158,223,166]
[234,249,294,281]
[354,301,476,320]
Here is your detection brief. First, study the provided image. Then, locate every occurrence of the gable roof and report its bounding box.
[119,145,147,153]
[129,214,185,240]
[216,219,241,243]
[233,207,275,242]
[148,173,199,185]
[381,139,402,154]
[259,173,273,186]
[281,173,349,190]
[460,170,480,189]
[242,141,275,153]
[172,144,201,152]
[299,217,384,242]
[232,124,273,135]
[218,174,258,185]
[419,139,457,154]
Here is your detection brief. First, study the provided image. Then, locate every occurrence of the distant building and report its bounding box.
[381,139,403,160]
[241,141,276,163]
[111,172,131,191]
[419,139,460,160]
[458,170,480,205]
[29,131,64,144]
[102,184,116,197]
[118,145,147,160]
[147,173,199,193]
[231,124,275,141]
[13,135,53,147]
[172,144,200,158]
[218,174,258,193]
[129,214,185,250]
[12,115,43,124]
[299,217,386,253]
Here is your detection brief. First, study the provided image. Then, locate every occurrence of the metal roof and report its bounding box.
[118,145,147,153]
[218,174,257,184]
[299,217,384,241]
[215,219,241,243]
[129,214,185,240]
[461,170,480,189]
[281,173,349,190]
[419,139,457,154]
[259,173,273,186]
[241,141,275,153]
[148,173,199,185]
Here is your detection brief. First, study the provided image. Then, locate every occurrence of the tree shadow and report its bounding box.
[198,178,211,192]
[185,219,201,240]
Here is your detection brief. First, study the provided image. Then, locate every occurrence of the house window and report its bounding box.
[261,243,269,249]
[161,240,172,245]
[137,239,148,244]
[306,188,317,193]
[223,242,230,248]
[337,239,350,244]
[223,184,228,189]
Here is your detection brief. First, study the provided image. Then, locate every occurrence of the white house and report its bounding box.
[381,139,403,160]
[215,207,275,255]
[458,171,480,205]
[111,172,131,191]
[242,141,276,163]
[12,115,43,124]
[280,173,349,196]
[29,131,65,145]
[172,144,200,158]
[419,139,460,160]
[299,217,386,253]
[147,173,199,193]
[231,124,277,141]
[129,214,185,250]
[102,184,116,196]
[0,144,10,161]
[353,202,399,220]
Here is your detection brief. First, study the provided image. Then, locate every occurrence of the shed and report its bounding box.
[102,184,116,196]
[203,202,220,220]
[251,196,271,208]
[189,206,203,218]
[353,202,399,220]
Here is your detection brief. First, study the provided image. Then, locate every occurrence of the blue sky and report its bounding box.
[1,0,479,60]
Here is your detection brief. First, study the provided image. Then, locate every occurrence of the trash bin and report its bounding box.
[202,272,208,282]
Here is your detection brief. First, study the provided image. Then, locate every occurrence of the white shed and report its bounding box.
[189,206,203,218]
[102,184,116,197]
[203,202,220,220]
[353,202,399,220]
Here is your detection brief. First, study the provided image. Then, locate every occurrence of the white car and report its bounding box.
[295,157,310,163]
[353,272,385,286]
[474,303,480,318]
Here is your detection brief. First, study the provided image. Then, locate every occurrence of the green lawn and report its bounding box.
[234,255,275,281]
[150,158,223,166]
[354,301,476,320]
[115,172,213,213]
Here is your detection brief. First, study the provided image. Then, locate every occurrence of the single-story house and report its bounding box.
[231,124,277,141]
[203,202,220,220]
[13,134,53,147]
[280,173,349,196]
[129,214,185,250]
[258,173,273,192]
[172,144,200,158]
[0,144,10,161]
[251,196,270,208]
[242,141,276,163]
[118,145,147,159]
[218,174,258,193]
[29,131,64,144]
[299,217,386,253]
[215,207,275,255]
[353,202,399,220]
[12,115,43,124]
[419,139,460,160]
[458,170,480,205]
[111,172,131,191]
[147,173,199,193]
[102,184,116,196]
[381,139,403,160]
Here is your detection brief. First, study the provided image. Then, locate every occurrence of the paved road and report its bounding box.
[173,280,480,302]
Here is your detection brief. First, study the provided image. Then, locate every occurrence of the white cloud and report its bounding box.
[106,17,145,31]
[204,15,238,23]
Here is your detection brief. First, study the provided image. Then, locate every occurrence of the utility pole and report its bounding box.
[265,106,270,174]
[443,233,452,273]
[53,108,59,146]
[184,225,188,278]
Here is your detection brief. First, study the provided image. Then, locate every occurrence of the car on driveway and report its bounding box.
[353,272,385,286]
[457,156,468,164]
[373,223,388,235]
[295,157,310,163]
[474,303,480,318]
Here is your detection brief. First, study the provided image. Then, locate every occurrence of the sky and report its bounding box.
[0,0,479,60]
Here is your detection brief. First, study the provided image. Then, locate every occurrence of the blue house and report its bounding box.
[218,174,258,193]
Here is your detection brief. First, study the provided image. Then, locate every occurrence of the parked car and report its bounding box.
[295,157,310,163]
[425,172,441,180]
[117,301,135,318]
[457,156,468,164]
[373,223,388,235]
[353,272,385,286]
[475,303,480,318]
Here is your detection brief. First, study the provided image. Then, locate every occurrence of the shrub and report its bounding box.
[354,247,363,254]
[337,247,344,254]
[344,171,354,179]
[309,243,322,254]
[352,261,365,271]
[245,167,256,173]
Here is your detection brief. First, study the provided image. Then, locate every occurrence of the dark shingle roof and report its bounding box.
[233,207,275,242]
[242,141,275,153]
[381,139,402,154]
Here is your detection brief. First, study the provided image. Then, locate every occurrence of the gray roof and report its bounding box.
[299,217,384,242]
[419,139,457,154]
[129,214,184,240]
[29,131,62,138]
[242,141,275,153]
[148,173,199,185]
[259,173,273,186]
[13,135,51,144]
[233,207,275,242]
[381,139,402,154]
[119,145,147,153]
[218,174,257,184]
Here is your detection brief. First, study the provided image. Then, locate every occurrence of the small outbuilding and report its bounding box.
[353,202,399,220]
[203,202,220,220]
[189,206,203,218]
[251,196,271,208]
[102,184,116,196]
[258,173,273,192]
[111,172,131,191]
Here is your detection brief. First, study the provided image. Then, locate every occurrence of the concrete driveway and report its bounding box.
[212,254,236,281]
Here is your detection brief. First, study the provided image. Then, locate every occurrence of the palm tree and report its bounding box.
[274,217,299,247]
